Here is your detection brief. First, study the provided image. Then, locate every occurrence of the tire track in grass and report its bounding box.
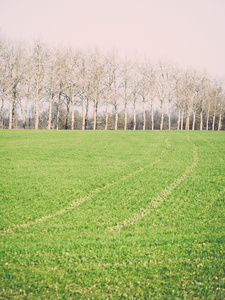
[197,187,225,217]
[195,133,225,163]
[192,134,225,220]
[2,138,170,233]
[109,135,198,231]
[150,175,225,230]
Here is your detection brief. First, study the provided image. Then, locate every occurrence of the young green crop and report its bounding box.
[0,130,224,299]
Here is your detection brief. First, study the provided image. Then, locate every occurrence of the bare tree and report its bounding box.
[217,86,225,131]
[155,61,169,130]
[111,54,121,130]
[32,40,48,130]
[192,87,198,131]
[77,51,88,130]
[174,70,183,130]
[148,66,156,131]
[46,49,60,130]
[120,59,131,130]
[210,80,223,131]
[89,49,104,130]
[62,49,78,130]
[167,67,176,130]
[4,43,24,129]
[1,33,225,131]
[138,61,151,130]
[85,81,92,129]
[130,64,140,130]
[103,53,114,130]
[205,81,212,131]
[49,50,68,130]
[183,70,196,130]
[17,48,33,129]
[0,35,8,128]
[197,74,210,130]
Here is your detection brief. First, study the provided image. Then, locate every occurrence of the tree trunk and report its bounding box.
[71,91,75,130]
[65,101,70,130]
[15,110,18,129]
[124,81,127,130]
[133,102,136,130]
[12,99,16,129]
[160,103,164,130]
[47,96,53,130]
[105,100,109,130]
[56,92,61,130]
[105,86,110,130]
[192,111,196,130]
[34,81,39,130]
[85,98,89,130]
[81,96,85,130]
[177,106,180,130]
[115,104,118,130]
[218,113,222,131]
[181,109,184,130]
[11,85,17,129]
[185,109,189,130]
[47,78,54,130]
[22,115,26,129]
[124,102,127,130]
[56,108,59,130]
[8,88,13,129]
[142,98,145,130]
[212,111,216,131]
[206,108,210,131]
[93,98,97,130]
[0,95,5,129]
[168,101,171,130]
[200,111,203,130]
[20,95,29,129]
[24,95,29,128]
[151,101,154,130]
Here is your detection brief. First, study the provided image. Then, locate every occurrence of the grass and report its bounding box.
[0,130,224,299]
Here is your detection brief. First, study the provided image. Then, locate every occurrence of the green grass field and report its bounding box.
[0,130,225,299]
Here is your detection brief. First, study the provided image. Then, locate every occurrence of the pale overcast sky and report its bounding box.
[0,0,225,77]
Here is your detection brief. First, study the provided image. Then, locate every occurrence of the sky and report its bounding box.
[0,0,225,77]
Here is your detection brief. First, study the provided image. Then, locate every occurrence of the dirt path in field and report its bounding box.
[2,138,171,233]
[109,135,198,231]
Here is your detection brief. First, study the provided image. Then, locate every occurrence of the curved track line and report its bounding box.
[197,187,225,217]
[109,135,198,231]
[2,138,170,233]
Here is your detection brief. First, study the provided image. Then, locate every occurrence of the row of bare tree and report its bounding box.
[0,36,224,130]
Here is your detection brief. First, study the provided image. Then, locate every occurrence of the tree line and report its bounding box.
[0,35,224,131]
